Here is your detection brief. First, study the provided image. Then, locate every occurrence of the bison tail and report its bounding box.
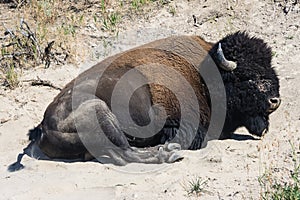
[28,125,43,142]
[8,126,42,172]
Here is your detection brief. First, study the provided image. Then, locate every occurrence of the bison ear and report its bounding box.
[216,43,237,71]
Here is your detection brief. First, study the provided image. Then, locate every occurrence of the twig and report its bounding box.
[0,118,10,124]
[13,0,26,8]
[2,52,30,57]
[43,41,55,68]
[0,35,9,40]
[0,52,31,62]
[20,18,41,56]
[31,79,61,91]
[2,42,18,48]
[2,22,15,38]
[42,41,68,68]
[192,15,200,27]
[22,77,62,91]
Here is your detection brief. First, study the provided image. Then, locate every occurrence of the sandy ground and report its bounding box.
[0,0,300,199]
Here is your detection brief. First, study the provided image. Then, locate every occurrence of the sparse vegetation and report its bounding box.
[131,0,148,10]
[0,19,68,88]
[4,64,19,88]
[259,141,300,200]
[168,5,176,16]
[272,51,278,57]
[185,176,208,196]
[101,11,121,32]
[0,0,172,88]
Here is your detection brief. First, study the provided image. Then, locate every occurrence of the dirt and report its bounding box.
[0,0,300,199]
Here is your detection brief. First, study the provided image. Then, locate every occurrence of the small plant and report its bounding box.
[5,64,19,88]
[60,14,84,37]
[168,5,176,16]
[101,11,121,32]
[285,35,294,40]
[61,23,76,36]
[30,0,59,24]
[131,0,150,10]
[131,0,142,10]
[186,176,208,196]
[108,12,120,27]
[259,141,300,200]
[96,0,120,33]
[101,0,107,13]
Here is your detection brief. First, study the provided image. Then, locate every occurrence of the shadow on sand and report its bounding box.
[229,133,260,141]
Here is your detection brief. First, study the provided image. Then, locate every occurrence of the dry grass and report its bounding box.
[0,0,170,89]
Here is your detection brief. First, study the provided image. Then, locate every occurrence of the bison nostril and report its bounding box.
[270,98,278,104]
[268,97,281,111]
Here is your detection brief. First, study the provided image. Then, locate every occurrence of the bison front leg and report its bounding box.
[61,99,182,165]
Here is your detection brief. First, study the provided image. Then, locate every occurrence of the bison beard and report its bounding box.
[9,31,280,170]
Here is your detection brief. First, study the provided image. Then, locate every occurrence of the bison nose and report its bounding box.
[268,97,281,113]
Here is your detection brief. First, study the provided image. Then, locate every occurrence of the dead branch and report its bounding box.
[42,41,68,68]
[0,18,69,89]
[22,77,62,91]
[43,41,55,68]
[1,42,18,47]
[2,22,15,38]
[13,0,27,8]
[20,18,41,56]
[0,118,10,124]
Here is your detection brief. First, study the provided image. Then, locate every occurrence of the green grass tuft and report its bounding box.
[259,141,300,200]
[186,176,208,196]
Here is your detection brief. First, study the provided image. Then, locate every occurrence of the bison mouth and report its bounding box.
[244,115,269,137]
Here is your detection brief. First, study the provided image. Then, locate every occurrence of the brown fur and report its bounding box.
[37,36,214,161]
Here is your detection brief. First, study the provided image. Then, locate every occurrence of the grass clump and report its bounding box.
[259,142,300,200]
[4,64,19,88]
[186,176,208,196]
[102,11,121,32]
[131,0,149,10]
[168,5,176,16]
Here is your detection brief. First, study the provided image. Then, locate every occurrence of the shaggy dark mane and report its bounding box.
[209,31,280,138]
[210,31,274,75]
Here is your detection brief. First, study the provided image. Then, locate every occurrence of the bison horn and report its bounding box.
[216,43,237,71]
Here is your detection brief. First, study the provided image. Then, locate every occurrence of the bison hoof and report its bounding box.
[158,143,183,163]
[158,143,181,152]
[166,143,181,151]
[7,162,24,172]
[168,152,184,163]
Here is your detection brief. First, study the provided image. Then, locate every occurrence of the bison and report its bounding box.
[9,31,281,169]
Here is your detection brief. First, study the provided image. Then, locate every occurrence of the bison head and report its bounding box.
[210,31,281,138]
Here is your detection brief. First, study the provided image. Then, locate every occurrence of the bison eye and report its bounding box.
[256,80,272,92]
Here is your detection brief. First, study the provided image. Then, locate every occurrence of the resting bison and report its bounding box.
[16,31,281,167]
